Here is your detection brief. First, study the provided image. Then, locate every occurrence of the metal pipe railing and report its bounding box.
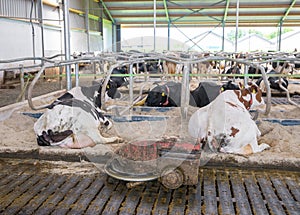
[0,51,299,113]
[27,65,48,110]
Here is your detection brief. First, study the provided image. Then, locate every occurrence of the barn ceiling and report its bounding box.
[97,0,300,27]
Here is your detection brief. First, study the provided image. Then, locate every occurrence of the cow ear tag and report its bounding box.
[221,87,224,92]
[239,82,244,89]
[162,92,165,96]
[252,89,256,93]
[106,85,110,89]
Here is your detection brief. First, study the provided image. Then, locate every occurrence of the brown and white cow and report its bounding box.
[188,82,269,155]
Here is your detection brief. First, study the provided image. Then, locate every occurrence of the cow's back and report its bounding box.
[188,91,260,153]
[190,82,220,107]
[166,82,182,106]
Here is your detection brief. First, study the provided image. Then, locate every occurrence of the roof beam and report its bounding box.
[122,22,300,27]
[223,0,230,23]
[98,0,115,24]
[280,0,297,24]
[169,0,223,23]
[163,0,170,22]
[103,4,300,10]
[117,18,300,24]
[109,11,300,18]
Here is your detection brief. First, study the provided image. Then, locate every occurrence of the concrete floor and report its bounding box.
[0,158,299,215]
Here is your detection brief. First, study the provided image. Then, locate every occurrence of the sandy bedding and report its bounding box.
[0,90,299,168]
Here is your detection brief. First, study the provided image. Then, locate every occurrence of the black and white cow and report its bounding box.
[188,82,269,155]
[247,66,269,79]
[145,82,182,107]
[111,66,129,88]
[34,81,122,148]
[256,70,289,92]
[145,81,240,108]
[191,81,240,107]
[255,61,289,92]
[225,65,241,75]
[48,80,121,109]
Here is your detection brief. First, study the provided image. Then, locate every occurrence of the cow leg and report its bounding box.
[246,133,270,153]
[176,64,184,81]
[232,144,253,155]
[52,136,74,148]
[220,143,253,155]
[207,135,219,152]
[58,133,123,148]
[98,136,123,144]
[222,140,270,155]
[252,142,270,153]
[52,133,96,149]
[50,128,124,148]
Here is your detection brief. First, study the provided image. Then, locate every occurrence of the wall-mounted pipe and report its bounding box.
[37,0,45,60]
[30,0,36,63]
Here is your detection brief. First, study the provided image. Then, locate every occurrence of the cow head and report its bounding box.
[105,80,121,99]
[111,66,129,88]
[220,80,240,92]
[235,82,264,110]
[145,84,169,107]
[93,80,121,108]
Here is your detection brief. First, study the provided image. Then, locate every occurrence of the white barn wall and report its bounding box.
[0,0,110,60]
[70,30,88,53]
[103,19,113,51]
[43,27,62,57]
[90,33,103,51]
[0,18,42,59]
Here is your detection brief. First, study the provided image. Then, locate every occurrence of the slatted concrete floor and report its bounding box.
[270,96,300,105]
[0,159,299,215]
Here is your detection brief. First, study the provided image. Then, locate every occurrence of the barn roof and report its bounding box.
[97,0,300,27]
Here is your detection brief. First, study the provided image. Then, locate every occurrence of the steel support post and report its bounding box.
[153,0,156,51]
[181,62,190,120]
[62,0,72,90]
[85,0,90,52]
[235,0,239,52]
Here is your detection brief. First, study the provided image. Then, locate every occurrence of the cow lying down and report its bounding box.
[188,82,270,155]
[256,70,289,92]
[34,80,122,149]
[145,81,239,108]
